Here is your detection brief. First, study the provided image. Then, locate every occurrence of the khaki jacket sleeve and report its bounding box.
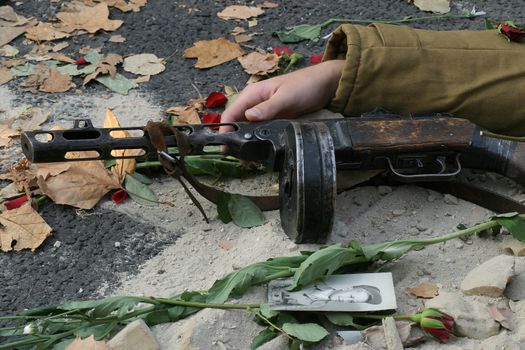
[324,23,525,136]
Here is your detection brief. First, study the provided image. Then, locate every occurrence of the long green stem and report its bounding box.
[321,13,475,28]
[152,297,260,310]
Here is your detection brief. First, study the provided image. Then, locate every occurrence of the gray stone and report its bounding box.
[505,272,525,301]
[377,186,393,195]
[425,292,500,339]
[443,194,459,205]
[460,255,515,297]
[382,317,403,350]
[108,319,160,350]
[258,334,289,350]
[392,209,406,217]
[476,331,521,350]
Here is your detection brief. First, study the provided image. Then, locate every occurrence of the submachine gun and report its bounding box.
[21,115,525,243]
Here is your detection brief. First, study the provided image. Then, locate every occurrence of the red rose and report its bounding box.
[206,92,228,108]
[273,46,292,56]
[4,195,29,210]
[499,23,525,41]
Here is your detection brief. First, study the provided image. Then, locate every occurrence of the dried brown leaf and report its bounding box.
[25,22,70,42]
[235,34,253,43]
[52,41,70,52]
[103,109,140,182]
[47,52,76,63]
[231,26,246,35]
[123,53,165,76]
[0,123,18,147]
[132,75,150,84]
[259,1,279,8]
[248,19,258,28]
[37,158,120,209]
[0,44,19,57]
[56,3,123,34]
[66,336,111,350]
[405,282,439,299]
[0,6,18,22]
[1,18,37,47]
[0,203,53,252]
[238,52,279,75]
[81,0,147,13]
[11,107,50,133]
[0,67,14,85]
[184,38,244,69]
[83,53,123,84]
[413,0,450,14]
[22,63,74,93]
[218,5,264,20]
[109,34,126,42]
[166,106,201,125]
[3,58,26,67]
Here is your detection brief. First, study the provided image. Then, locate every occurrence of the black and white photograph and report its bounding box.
[268,273,397,312]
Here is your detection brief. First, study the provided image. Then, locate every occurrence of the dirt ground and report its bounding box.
[1,1,525,349]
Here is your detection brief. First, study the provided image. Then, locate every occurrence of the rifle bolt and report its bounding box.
[244,133,253,139]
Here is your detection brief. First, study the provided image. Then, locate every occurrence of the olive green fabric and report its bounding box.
[324,23,525,136]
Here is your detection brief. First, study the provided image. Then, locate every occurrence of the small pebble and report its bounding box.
[455,241,464,249]
[392,209,406,216]
[53,240,61,249]
[408,227,419,236]
[114,241,121,248]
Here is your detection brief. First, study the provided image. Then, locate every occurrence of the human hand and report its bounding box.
[219,59,344,133]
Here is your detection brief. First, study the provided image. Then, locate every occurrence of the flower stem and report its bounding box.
[151,297,260,310]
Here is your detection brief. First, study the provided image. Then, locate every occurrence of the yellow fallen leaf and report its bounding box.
[66,336,111,350]
[218,5,264,20]
[103,109,141,182]
[0,203,53,252]
[184,38,244,69]
[238,52,279,75]
[56,3,123,34]
[405,282,439,299]
[166,106,201,125]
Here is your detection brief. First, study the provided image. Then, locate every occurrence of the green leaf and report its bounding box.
[84,50,104,64]
[273,24,323,43]
[495,215,525,241]
[360,240,427,261]
[129,172,153,185]
[484,18,498,30]
[217,192,232,224]
[53,338,74,350]
[185,156,254,178]
[228,194,265,228]
[206,255,306,303]
[104,159,116,168]
[56,64,96,76]
[10,63,35,77]
[288,244,363,290]
[144,291,208,326]
[260,304,279,319]
[324,313,367,329]
[282,323,328,342]
[124,174,158,206]
[95,73,138,95]
[74,321,117,339]
[250,328,278,349]
[58,296,144,318]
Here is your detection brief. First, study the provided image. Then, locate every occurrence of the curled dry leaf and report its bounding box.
[405,282,439,299]
[218,5,264,20]
[184,38,244,69]
[52,41,69,52]
[0,67,14,85]
[231,26,246,35]
[83,53,123,84]
[103,109,141,183]
[36,153,121,209]
[0,157,38,196]
[123,53,165,76]
[3,58,26,67]
[65,335,111,350]
[0,6,37,47]
[132,74,150,84]
[166,106,200,125]
[21,63,74,93]
[0,202,53,252]
[10,107,50,133]
[0,123,18,147]
[259,1,279,8]
[235,34,253,43]
[56,3,123,34]
[238,52,279,75]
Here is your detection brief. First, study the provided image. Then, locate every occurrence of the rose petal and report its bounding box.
[499,23,525,41]
[5,195,29,210]
[206,92,228,108]
[111,189,127,204]
[273,46,292,56]
[202,112,221,129]
[76,57,88,65]
[310,53,323,65]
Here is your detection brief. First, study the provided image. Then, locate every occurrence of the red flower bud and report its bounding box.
[411,308,454,343]
[206,92,228,108]
[75,57,88,65]
[273,46,292,56]
[202,112,221,129]
[4,195,29,210]
[310,53,324,65]
[111,189,127,204]
[499,23,525,42]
